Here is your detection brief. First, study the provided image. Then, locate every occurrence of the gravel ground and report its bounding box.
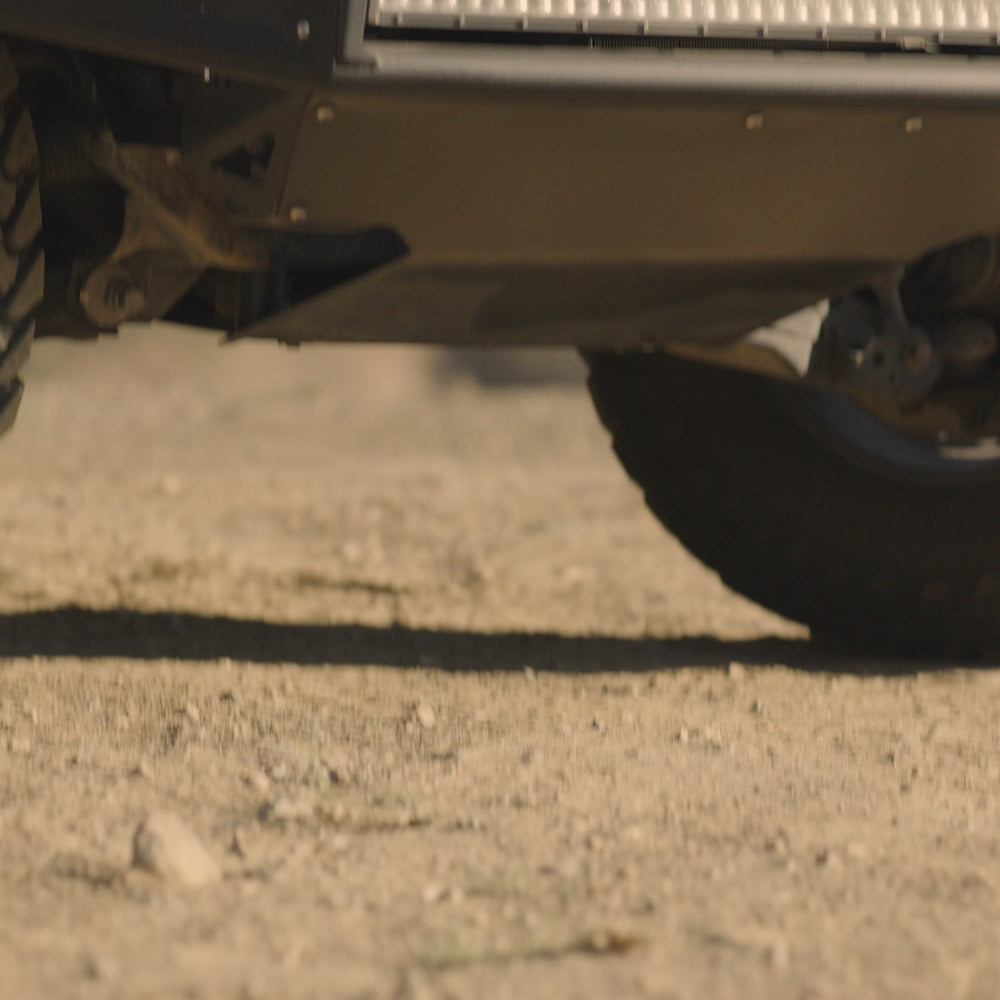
[1,327,999,1000]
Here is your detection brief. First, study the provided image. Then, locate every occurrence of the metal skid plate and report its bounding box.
[0,0,341,84]
[250,82,1000,346]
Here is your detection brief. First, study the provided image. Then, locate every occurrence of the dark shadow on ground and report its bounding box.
[0,607,972,676]
[432,348,586,387]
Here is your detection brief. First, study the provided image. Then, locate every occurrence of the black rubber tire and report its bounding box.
[0,47,42,440]
[586,350,1000,654]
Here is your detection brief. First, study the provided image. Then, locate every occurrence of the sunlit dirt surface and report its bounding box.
[2,328,999,1000]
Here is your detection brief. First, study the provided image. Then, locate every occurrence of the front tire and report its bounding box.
[586,350,1000,654]
[0,46,42,438]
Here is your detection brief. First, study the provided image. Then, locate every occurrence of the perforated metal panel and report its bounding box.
[369,0,1000,46]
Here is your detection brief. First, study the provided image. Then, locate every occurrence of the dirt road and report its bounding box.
[1,328,999,1000]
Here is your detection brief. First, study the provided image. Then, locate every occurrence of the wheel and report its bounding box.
[0,47,42,438]
[586,350,1000,653]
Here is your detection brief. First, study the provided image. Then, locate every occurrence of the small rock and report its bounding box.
[815,848,844,871]
[159,474,183,497]
[327,833,350,853]
[258,795,314,823]
[768,937,790,970]
[229,828,248,859]
[415,702,436,731]
[246,770,271,794]
[676,726,690,745]
[845,841,870,861]
[132,812,221,888]
[702,726,725,750]
[562,565,593,586]
[450,816,485,832]
[422,882,447,904]
[129,758,154,780]
[82,952,119,982]
[583,928,643,954]
[266,759,290,782]
[764,832,790,856]
[524,666,537,683]
[727,662,747,680]
[394,966,435,1000]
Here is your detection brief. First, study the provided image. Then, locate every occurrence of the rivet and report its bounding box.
[745,111,764,131]
[289,205,308,223]
[904,115,923,133]
[297,19,311,41]
[315,104,336,124]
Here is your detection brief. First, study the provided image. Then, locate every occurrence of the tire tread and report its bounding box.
[585,351,1000,653]
[0,47,42,444]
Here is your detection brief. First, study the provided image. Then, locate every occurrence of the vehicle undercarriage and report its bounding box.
[2,0,1000,648]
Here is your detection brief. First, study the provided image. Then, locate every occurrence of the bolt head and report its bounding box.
[901,334,934,373]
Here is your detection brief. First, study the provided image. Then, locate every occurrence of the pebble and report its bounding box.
[131,812,221,888]
[421,882,446,903]
[159,474,183,497]
[584,928,643,954]
[266,760,290,782]
[768,937,790,970]
[727,662,747,680]
[246,770,271,794]
[230,828,248,859]
[183,703,201,725]
[702,726,725,750]
[129,758,154,780]
[845,841,870,861]
[415,702,436,731]
[450,816,485,832]
[422,882,464,904]
[258,795,314,823]
[394,967,435,1000]
[82,952,119,982]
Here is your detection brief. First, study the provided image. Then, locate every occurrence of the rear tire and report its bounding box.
[0,46,42,439]
[586,350,1000,654]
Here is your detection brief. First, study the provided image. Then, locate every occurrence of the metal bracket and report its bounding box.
[808,293,943,406]
[74,131,269,329]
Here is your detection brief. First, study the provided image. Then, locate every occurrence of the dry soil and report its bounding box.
[1,328,999,1000]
